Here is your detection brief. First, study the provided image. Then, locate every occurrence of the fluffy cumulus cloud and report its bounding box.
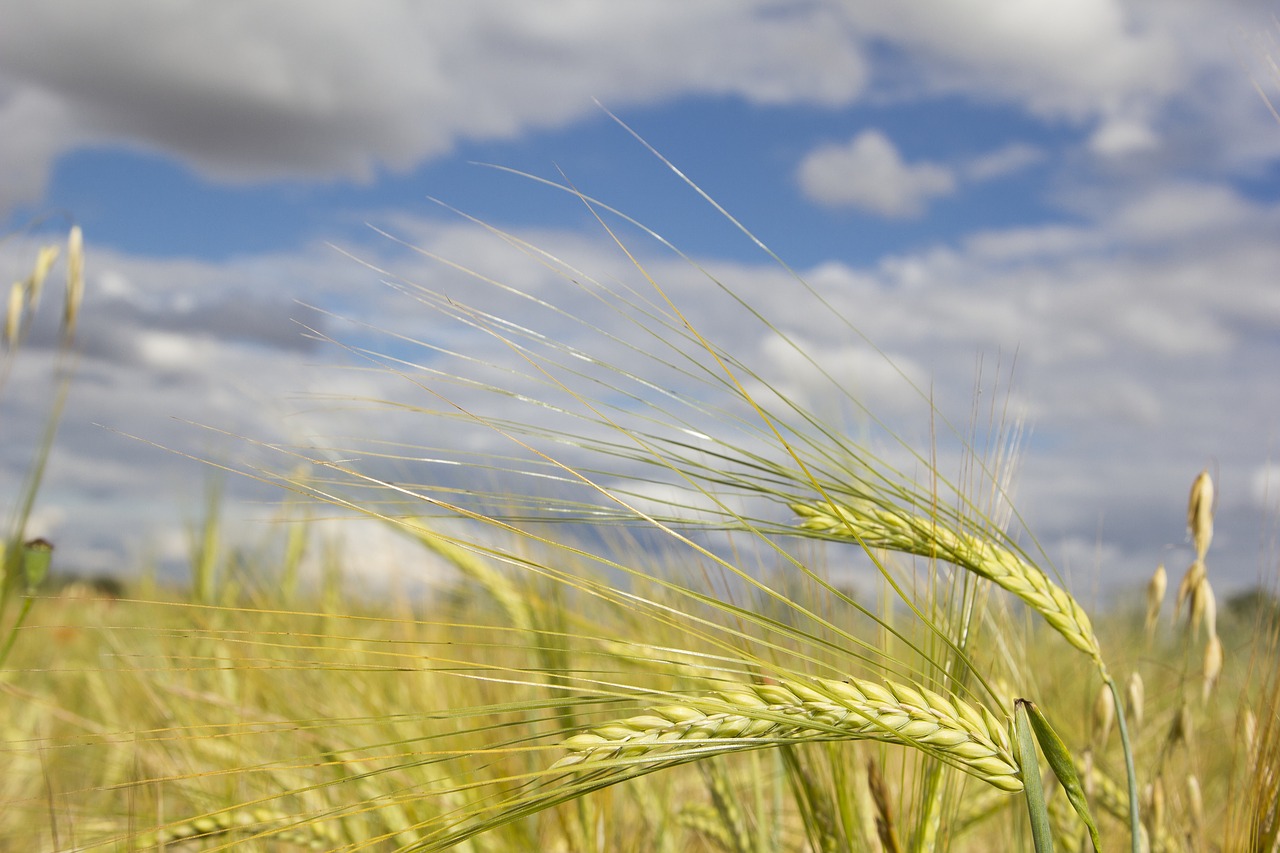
[0,0,867,206]
[797,130,956,217]
[2,0,1275,211]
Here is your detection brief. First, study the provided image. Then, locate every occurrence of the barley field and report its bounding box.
[2,171,1277,852]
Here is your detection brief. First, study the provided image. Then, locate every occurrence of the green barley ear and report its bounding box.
[789,500,1103,664]
[1021,699,1102,852]
[555,674,1024,793]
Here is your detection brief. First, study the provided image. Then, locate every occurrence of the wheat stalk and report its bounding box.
[555,674,1023,794]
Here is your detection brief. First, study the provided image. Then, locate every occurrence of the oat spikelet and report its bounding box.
[1187,469,1214,562]
[1189,573,1217,640]
[1126,672,1145,731]
[1203,632,1223,702]
[1176,559,1206,622]
[556,674,1023,793]
[791,500,1102,663]
[1167,703,1194,754]
[1144,775,1167,841]
[1145,563,1166,635]
[1187,774,1204,836]
[1092,681,1115,747]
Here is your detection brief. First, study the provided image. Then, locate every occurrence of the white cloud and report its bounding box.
[4,186,1279,590]
[797,130,956,217]
[963,142,1046,181]
[843,0,1182,117]
[1252,464,1280,512]
[2,0,1276,217]
[0,0,868,205]
[1089,115,1160,157]
[1105,182,1259,242]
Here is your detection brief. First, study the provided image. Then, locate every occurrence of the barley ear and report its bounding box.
[790,500,1103,663]
[555,674,1023,793]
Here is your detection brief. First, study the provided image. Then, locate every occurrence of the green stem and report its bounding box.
[1107,676,1140,853]
[1014,700,1054,852]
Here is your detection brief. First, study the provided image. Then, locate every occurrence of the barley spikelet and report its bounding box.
[791,500,1102,662]
[555,674,1023,793]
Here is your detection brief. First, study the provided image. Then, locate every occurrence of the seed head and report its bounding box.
[1186,774,1204,834]
[1092,682,1115,747]
[1126,671,1145,731]
[1202,632,1223,702]
[1187,470,1214,562]
[1145,563,1166,635]
[1176,560,1205,622]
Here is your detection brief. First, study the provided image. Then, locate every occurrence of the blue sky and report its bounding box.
[2,0,1279,600]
